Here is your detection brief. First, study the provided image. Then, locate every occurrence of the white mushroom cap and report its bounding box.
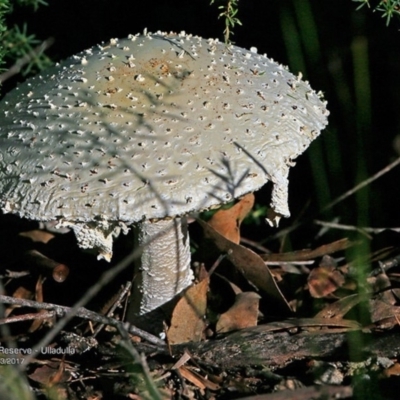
[0,31,328,258]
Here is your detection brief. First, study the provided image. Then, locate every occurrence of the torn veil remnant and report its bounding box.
[0,31,329,315]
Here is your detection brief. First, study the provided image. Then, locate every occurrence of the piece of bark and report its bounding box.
[173,326,400,369]
[188,328,349,368]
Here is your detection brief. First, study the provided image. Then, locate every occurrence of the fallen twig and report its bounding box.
[0,311,55,324]
[180,324,400,369]
[314,220,400,234]
[264,260,314,265]
[92,281,132,337]
[322,156,400,212]
[261,238,353,262]
[240,236,272,253]
[0,295,165,348]
[23,249,70,282]
[269,157,400,241]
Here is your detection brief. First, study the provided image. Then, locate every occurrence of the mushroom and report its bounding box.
[0,31,329,316]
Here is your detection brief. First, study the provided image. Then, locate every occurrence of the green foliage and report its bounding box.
[0,0,11,68]
[0,363,35,400]
[210,0,242,43]
[120,340,167,400]
[2,23,52,77]
[243,204,268,226]
[353,0,400,25]
[15,0,47,12]
[0,0,50,88]
[278,0,375,321]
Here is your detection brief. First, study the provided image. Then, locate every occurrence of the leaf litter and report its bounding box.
[2,194,400,399]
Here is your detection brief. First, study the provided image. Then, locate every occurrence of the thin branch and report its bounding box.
[0,311,55,324]
[119,340,165,400]
[268,156,400,241]
[322,156,400,212]
[377,254,400,274]
[314,220,400,234]
[264,260,314,266]
[92,281,132,337]
[240,236,272,253]
[208,254,227,276]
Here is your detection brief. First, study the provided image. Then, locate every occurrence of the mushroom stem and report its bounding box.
[129,218,193,315]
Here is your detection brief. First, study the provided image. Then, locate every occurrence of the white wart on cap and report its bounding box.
[0,31,329,315]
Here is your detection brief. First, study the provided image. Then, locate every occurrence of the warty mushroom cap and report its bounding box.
[0,31,329,260]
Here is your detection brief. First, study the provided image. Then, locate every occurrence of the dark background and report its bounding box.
[3,0,400,247]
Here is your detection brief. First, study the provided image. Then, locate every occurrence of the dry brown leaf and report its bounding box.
[315,294,362,319]
[19,229,55,244]
[11,285,33,300]
[194,262,209,282]
[370,298,400,329]
[208,193,254,243]
[28,360,70,385]
[216,292,261,333]
[308,255,345,298]
[198,219,292,315]
[87,392,103,400]
[368,272,395,304]
[48,359,67,385]
[5,286,33,317]
[384,362,400,377]
[35,275,45,303]
[214,272,243,295]
[391,288,400,302]
[29,275,51,332]
[167,278,209,345]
